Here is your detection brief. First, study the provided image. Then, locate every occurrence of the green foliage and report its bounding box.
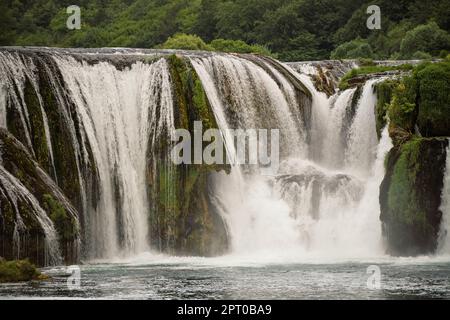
[160,33,212,51]
[1,0,449,61]
[414,60,450,136]
[158,34,272,56]
[387,139,425,227]
[0,259,42,283]
[357,58,375,66]
[331,38,374,59]
[42,194,77,242]
[400,22,450,59]
[339,64,413,90]
[388,78,417,133]
[209,39,271,55]
[375,79,398,138]
[411,51,432,60]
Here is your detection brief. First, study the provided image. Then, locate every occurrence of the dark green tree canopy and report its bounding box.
[1,0,449,61]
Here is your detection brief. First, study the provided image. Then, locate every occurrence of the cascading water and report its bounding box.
[0,48,397,264]
[193,55,392,259]
[0,50,175,261]
[273,72,391,257]
[191,55,309,257]
[0,51,57,177]
[0,166,61,265]
[54,56,175,258]
[438,140,450,254]
[345,79,380,178]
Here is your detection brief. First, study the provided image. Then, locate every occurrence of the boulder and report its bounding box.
[380,138,448,255]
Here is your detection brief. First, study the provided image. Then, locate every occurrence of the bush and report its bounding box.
[331,38,374,59]
[411,51,432,60]
[339,64,413,90]
[160,33,212,51]
[209,39,271,55]
[400,22,450,59]
[388,77,417,133]
[414,60,450,136]
[0,259,41,283]
[375,79,398,138]
[358,58,375,66]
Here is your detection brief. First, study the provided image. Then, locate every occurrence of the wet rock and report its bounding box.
[380,138,448,256]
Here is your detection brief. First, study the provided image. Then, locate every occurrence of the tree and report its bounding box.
[159,33,212,51]
[331,38,374,59]
[400,22,450,58]
[209,39,271,55]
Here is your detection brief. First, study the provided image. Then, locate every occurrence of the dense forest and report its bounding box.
[0,0,449,61]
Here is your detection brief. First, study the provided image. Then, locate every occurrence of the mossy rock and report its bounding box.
[0,128,80,265]
[380,138,448,256]
[146,55,229,256]
[0,259,45,283]
[43,194,78,243]
[382,61,450,139]
[414,61,450,137]
[3,51,98,216]
[374,79,398,139]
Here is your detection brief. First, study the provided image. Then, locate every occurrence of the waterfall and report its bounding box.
[0,50,175,261]
[0,51,57,177]
[345,79,380,178]
[190,55,308,159]
[0,166,61,265]
[54,56,174,258]
[438,140,450,254]
[191,55,310,257]
[0,48,396,263]
[193,55,392,259]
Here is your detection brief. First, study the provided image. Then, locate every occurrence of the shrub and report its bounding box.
[411,51,432,60]
[400,22,450,59]
[414,60,450,136]
[0,259,41,283]
[388,77,417,133]
[209,39,271,55]
[160,33,212,51]
[331,38,374,59]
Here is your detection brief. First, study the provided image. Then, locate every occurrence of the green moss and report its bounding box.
[23,78,51,172]
[339,64,413,90]
[375,79,398,138]
[42,194,77,242]
[387,139,427,229]
[36,62,82,210]
[414,60,450,136]
[0,259,44,283]
[387,77,417,135]
[357,58,375,66]
[166,54,218,131]
[381,137,448,255]
[381,60,450,140]
[148,55,229,256]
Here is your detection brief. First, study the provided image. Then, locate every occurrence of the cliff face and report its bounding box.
[380,138,448,255]
[0,48,314,265]
[0,129,79,265]
[147,55,230,256]
[0,49,235,264]
[377,60,450,256]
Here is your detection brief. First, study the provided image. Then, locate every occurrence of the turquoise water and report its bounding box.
[1,254,450,299]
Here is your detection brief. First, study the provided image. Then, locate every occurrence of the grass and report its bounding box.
[339,64,413,90]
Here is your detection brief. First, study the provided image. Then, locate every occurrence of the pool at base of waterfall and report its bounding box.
[1,254,450,299]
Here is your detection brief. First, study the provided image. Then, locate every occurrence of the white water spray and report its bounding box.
[195,56,392,259]
[438,140,450,254]
[55,57,174,258]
